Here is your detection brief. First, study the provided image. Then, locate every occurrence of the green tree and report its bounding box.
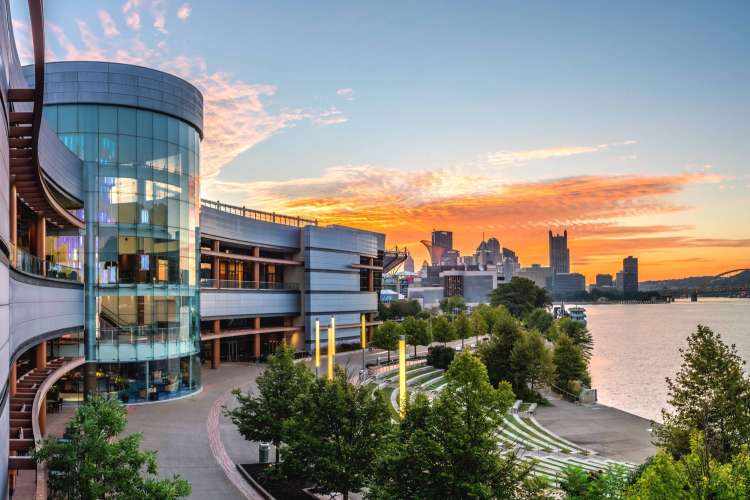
[524,308,554,338]
[478,308,523,388]
[489,277,551,319]
[653,325,750,462]
[556,316,594,360]
[439,295,466,316]
[470,308,489,343]
[371,320,402,363]
[281,367,393,500]
[33,396,191,500]
[403,317,431,357]
[431,315,456,346]
[453,311,472,349]
[628,432,750,499]
[560,463,630,499]
[225,343,314,463]
[553,333,591,398]
[511,329,554,400]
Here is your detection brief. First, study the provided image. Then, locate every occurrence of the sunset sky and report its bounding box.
[12,1,750,281]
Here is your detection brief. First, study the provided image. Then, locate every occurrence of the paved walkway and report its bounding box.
[125,363,265,500]
[534,394,657,463]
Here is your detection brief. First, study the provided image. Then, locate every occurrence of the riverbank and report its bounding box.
[534,393,657,464]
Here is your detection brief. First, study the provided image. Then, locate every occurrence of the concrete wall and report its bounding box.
[200,289,301,319]
[200,206,300,251]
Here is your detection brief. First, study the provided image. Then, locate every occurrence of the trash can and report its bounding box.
[259,442,271,463]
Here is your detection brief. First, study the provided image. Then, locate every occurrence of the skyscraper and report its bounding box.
[548,230,570,274]
[622,256,639,295]
[421,229,453,265]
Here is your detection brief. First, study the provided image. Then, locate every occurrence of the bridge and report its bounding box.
[691,268,750,300]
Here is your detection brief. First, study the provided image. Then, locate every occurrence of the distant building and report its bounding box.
[440,269,498,305]
[622,256,639,294]
[475,236,501,267]
[403,254,415,273]
[549,230,570,274]
[517,264,553,289]
[461,255,477,266]
[442,249,461,266]
[501,247,520,281]
[553,272,586,296]
[380,289,402,303]
[615,271,624,292]
[407,286,445,308]
[596,273,614,287]
[420,230,454,266]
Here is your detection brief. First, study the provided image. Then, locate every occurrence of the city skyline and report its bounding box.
[12,0,750,280]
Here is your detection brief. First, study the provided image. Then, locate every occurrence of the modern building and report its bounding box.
[403,254,415,273]
[406,286,444,309]
[616,271,625,292]
[548,230,570,274]
[0,5,388,494]
[440,269,498,305]
[552,272,586,297]
[622,256,639,295]
[517,264,553,289]
[420,229,454,266]
[475,236,501,267]
[500,247,520,281]
[596,273,614,287]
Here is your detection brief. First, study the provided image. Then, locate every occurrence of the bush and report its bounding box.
[427,345,455,369]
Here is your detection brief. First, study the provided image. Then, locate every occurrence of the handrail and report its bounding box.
[201,199,318,228]
[0,234,81,282]
[199,278,300,290]
[31,357,86,500]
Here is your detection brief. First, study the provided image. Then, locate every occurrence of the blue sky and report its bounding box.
[11,0,750,278]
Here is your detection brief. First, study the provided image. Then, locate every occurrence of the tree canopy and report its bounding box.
[431,315,456,345]
[489,277,551,319]
[378,299,422,320]
[371,320,403,362]
[553,333,591,398]
[478,308,523,388]
[511,329,555,400]
[33,396,191,500]
[402,317,431,357]
[453,311,472,349]
[439,295,467,316]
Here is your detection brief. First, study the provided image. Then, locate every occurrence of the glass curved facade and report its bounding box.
[44,103,201,402]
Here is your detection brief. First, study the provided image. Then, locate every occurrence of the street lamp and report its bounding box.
[399,335,406,418]
[314,318,320,377]
[327,316,336,381]
[360,313,367,373]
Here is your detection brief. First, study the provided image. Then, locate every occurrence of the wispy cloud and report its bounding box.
[122,0,141,31]
[314,108,347,126]
[485,141,636,167]
[97,10,120,38]
[336,88,355,101]
[150,0,167,33]
[176,3,191,21]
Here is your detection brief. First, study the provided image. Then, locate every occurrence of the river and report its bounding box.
[585,298,750,422]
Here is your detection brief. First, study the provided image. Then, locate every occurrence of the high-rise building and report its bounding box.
[552,272,586,297]
[548,230,570,274]
[596,273,614,287]
[622,256,639,295]
[403,254,415,273]
[420,229,453,265]
[517,264,554,289]
[475,236,501,267]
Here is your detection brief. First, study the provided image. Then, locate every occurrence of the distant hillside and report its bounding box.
[640,269,750,291]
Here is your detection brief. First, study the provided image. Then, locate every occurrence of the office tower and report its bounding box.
[622,256,639,294]
[596,273,614,287]
[403,254,415,273]
[549,230,570,274]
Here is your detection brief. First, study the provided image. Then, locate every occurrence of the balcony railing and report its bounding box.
[0,235,81,282]
[202,199,318,228]
[200,278,300,291]
[97,326,192,344]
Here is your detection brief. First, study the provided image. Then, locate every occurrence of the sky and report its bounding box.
[11,0,750,281]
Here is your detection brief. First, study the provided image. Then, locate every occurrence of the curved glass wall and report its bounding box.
[44,104,201,402]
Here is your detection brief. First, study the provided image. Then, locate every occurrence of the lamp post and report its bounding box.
[399,335,406,418]
[314,318,320,377]
[360,313,367,373]
[327,316,336,381]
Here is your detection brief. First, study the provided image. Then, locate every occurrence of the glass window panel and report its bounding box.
[167,142,179,173]
[153,113,167,141]
[167,116,179,144]
[118,192,138,224]
[137,109,153,137]
[79,105,98,133]
[98,134,117,165]
[119,135,136,166]
[118,107,137,135]
[43,106,58,133]
[153,140,167,170]
[137,137,152,166]
[59,133,80,157]
[80,133,98,162]
[178,120,188,147]
[98,106,117,133]
[58,105,78,133]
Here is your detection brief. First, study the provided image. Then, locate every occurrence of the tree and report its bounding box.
[402,317,431,357]
[281,367,393,500]
[489,277,551,319]
[377,299,421,320]
[559,463,630,499]
[371,320,402,363]
[477,308,523,388]
[553,333,591,398]
[511,329,554,400]
[556,316,594,360]
[470,308,489,343]
[524,307,554,338]
[225,343,314,463]
[439,295,466,316]
[629,432,750,499]
[653,325,750,462]
[33,396,191,499]
[453,311,472,349]
[369,353,547,499]
[431,315,456,346]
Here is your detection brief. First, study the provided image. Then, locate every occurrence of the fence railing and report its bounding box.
[96,326,192,345]
[200,278,300,290]
[0,235,81,282]
[201,199,318,228]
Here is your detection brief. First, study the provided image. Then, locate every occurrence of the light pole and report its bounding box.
[314,318,320,377]
[399,335,406,418]
[327,316,336,381]
[360,313,367,374]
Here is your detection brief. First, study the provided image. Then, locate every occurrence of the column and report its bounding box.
[212,240,220,288]
[35,215,46,276]
[9,182,16,265]
[368,257,374,292]
[254,317,261,358]
[211,320,221,369]
[9,361,16,397]
[253,247,260,289]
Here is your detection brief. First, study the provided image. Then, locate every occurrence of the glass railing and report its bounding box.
[201,199,318,228]
[96,326,191,344]
[95,326,198,362]
[200,278,300,290]
[0,235,81,282]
